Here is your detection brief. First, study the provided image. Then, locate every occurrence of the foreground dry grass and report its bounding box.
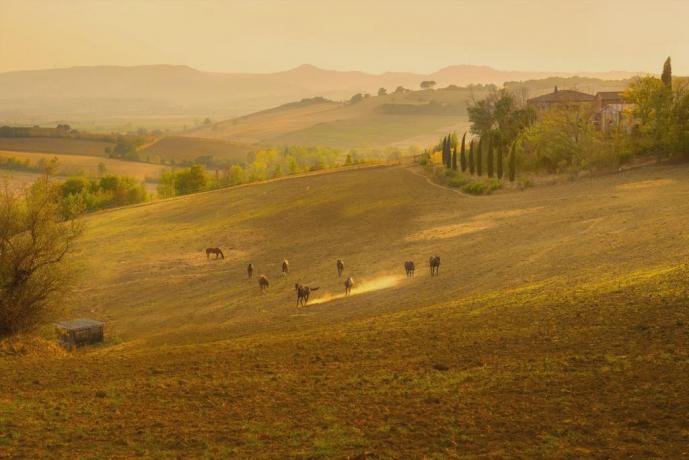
[2,164,689,458]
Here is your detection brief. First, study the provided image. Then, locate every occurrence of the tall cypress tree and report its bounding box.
[662,56,672,89]
[487,138,494,178]
[445,136,452,168]
[508,142,516,182]
[441,136,447,167]
[446,134,453,168]
[476,137,483,176]
[460,133,467,172]
[469,140,475,175]
[451,145,458,170]
[497,143,504,179]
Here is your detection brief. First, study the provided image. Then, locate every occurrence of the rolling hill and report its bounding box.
[185,75,633,149]
[0,64,645,128]
[2,163,689,457]
[186,89,482,149]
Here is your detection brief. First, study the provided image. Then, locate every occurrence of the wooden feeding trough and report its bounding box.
[55,319,104,351]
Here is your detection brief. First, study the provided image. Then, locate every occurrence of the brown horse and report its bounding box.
[247,263,254,279]
[206,247,224,259]
[337,259,344,277]
[404,261,415,277]
[344,277,354,295]
[258,275,269,292]
[282,259,289,275]
[295,283,319,306]
[429,256,440,276]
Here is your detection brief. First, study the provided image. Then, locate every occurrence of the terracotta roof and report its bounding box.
[528,89,595,104]
[595,91,625,102]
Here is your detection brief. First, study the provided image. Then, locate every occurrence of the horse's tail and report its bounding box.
[310,287,320,291]
[219,250,224,259]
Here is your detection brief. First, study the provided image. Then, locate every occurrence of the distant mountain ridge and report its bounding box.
[0,63,646,122]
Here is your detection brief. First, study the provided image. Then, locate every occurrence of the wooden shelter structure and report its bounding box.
[55,319,104,351]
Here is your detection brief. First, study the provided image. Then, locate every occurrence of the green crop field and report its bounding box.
[2,164,689,457]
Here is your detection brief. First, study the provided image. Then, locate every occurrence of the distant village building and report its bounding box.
[526,86,595,111]
[593,91,636,132]
[527,86,635,132]
[55,319,104,351]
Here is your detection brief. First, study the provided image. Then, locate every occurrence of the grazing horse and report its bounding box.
[258,275,269,292]
[295,283,319,306]
[404,261,415,277]
[344,277,354,295]
[206,247,224,259]
[247,263,254,279]
[337,259,345,277]
[429,256,441,276]
[282,259,289,275]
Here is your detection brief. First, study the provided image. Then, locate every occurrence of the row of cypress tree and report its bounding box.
[439,132,516,182]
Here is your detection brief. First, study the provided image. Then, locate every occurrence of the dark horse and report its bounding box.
[206,247,224,259]
[344,277,354,295]
[429,256,440,276]
[295,283,319,306]
[247,263,254,279]
[282,259,289,275]
[258,275,269,292]
[404,261,415,277]
[337,259,345,277]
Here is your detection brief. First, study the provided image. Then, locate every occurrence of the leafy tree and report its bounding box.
[451,145,458,171]
[520,105,597,172]
[662,57,672,89]
[377,88,387,96]
[624,76,674,159]
[420,80,437,90]
[476,137,483,176]
[467,88,534,152]
[460,133,467,172]
[350,93,364,104]
[1,179,83,337]
[487,138,494,178]
[469,140,475,175]
[497,143,504,179]
[509,142,516,182]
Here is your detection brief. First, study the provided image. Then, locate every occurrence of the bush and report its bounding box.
[461,179,502,195]
[60,175,147,215]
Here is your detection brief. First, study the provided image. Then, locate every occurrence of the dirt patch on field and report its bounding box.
[406,221,494,242]
[618,179,674,190]
[407,207,545,242]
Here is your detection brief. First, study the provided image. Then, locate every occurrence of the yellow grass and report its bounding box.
[0,149,168,180]
[2,163,689,457]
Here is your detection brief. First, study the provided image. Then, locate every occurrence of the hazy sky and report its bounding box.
[1,0,687,75]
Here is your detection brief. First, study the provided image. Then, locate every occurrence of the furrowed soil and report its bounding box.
[1,164,689,458]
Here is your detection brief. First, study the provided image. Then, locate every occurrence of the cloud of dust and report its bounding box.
[309,274,404,305]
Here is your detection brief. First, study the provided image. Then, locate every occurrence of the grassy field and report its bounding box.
[187,88,480,149]
[2,164,689,457]
[0,137,113,157]
[138,136,252,163]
